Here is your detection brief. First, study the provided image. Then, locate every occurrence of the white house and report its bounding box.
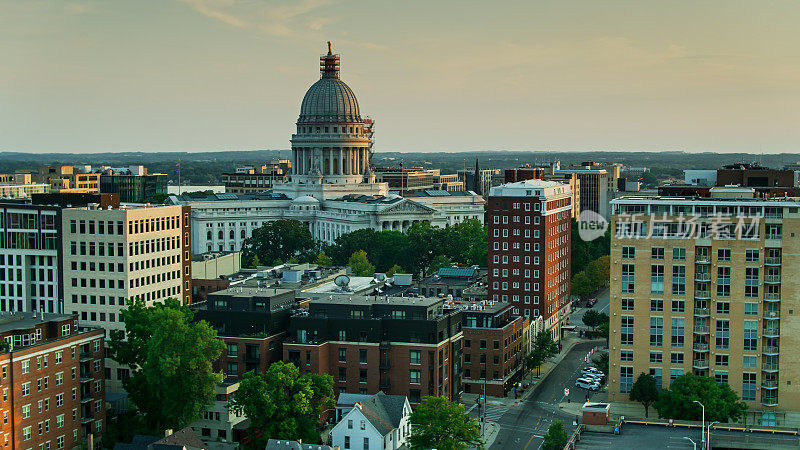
[331,392,411,450]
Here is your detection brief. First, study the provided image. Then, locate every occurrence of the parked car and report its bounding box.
[583,372,605,383]
[587,298,597,307]
[575,378,600,390]
[582,367,604,377]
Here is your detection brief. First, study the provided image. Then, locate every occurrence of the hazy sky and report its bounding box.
[2,0,799,154]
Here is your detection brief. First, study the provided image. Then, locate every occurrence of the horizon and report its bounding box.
[2,1,799,154]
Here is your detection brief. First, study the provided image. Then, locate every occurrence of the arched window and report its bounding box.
[217,230,223,240]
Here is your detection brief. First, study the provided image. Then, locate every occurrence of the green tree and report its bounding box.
[348,249,376,276]
[271,258,283,266]
[591,352,609,377]
[586,255,610,289]
[241,219,316,267]
[582,309,602,331]
[654,374,748,422]
[108,298,224,434]
[526,330,559,377]
[229,362,334,448]
[407,396,483,450]
[629,373,659,418]
[386,264,403,277]
[429,255,454,274]
[248,254,261,269]
[570,272,592,299]
[407,221,442,277]
[542,420,568,450]
[597,321,609,342]
[314,252,333,267]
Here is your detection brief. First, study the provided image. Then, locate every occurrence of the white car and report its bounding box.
[583,372,604,383]
[575,378,601,390]
[582,367,605,378]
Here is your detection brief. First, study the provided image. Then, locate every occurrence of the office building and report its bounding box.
[222,162,291,194]
[608,191,800,424]
[99,166,168,203]
[555,167,609,218]
[61,203,191,392]
[487,180,572,339]
[284,295,463,404]
[0,313,106,448]
[35,166,100,194]
[374,167,438,193]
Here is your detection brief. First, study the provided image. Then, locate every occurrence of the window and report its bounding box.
[744,303,758,316]
[742,373,756,400]
[344,435,350,449]
[745,268,759,297]
[717,267,730,297]
[621,298,634,311]
[670,352,684,364]
[22,382,30,396]
[621,264,635,293]
[670,318,684,348]
[22,404,30,418]
[669,369,683,383]
[620,350,633,362]
[743,355,757,368]
[650,317,663,347]
[715,320,729,349]
[745,249,759,262]
[650,265,664,294]
[743,321,758,351]
[56,414,64,428]
[651,247,664,260]
[716,301,730,314]
[338,348,346,363]
[622,246,635,259]
[620,316,634,345]
[671,299,685,313]
[21,359,30,374]
[649,352,662,364]
[359,349,367,364]
[55,393,63,406]
[227,362,238,376]
[363,437,369,450]
[409,350,421,365]
[671,266,685,295]
[620,366,633,393]
[23,426,31,441]
[409,370,421,384]
[649,298,664,312]
[717,248,731,261]
[673,247,686,260]
[226,343,237,356]
[649,368,663,388]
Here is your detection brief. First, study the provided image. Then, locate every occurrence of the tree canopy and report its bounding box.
[229,361,334,448]
[407,396,483,450]
[542,420,568,450]
[582,310,608,331]
[654,374,747,422]
[241,219,317,267]
[348,249,376,276]
[108,298,224,433]
[525,330,559,377]
[570,272,592,299]
[629,373,659,418]
[571,218,610,275]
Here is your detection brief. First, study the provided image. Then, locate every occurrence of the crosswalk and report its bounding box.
[482,404,507,422]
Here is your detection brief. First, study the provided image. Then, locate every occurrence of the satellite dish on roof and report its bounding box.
[334,275,351,288]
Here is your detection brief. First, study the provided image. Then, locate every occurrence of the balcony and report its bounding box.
[764,314,780,322]
[693,359,709,369]
[693,325,710,334]
[79,352,93,362]
[762,380,779,389]
[693,308,710,317]
[761,396,779,407]
[765,234,782,241]
[765,257,782,265]
[765,275,781,284]
[763,328,780,338]
[694,291,711,300]
[762,345,779,355]
[693,342,709,352]
[694,273,711,282]
[764,293,781,302]
[79,373,92,383]
[695,255,711,264]
[762,362,779,372]
[80,415,94,424]
[80,392,93,403]
[244,353,261,363]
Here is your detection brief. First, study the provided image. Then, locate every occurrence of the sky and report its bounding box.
[1,0,799,154]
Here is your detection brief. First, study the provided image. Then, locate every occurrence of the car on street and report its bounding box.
[575,378,601,390]
[582,367,604,378]
[582,372,605,384]
[587,298,597,307]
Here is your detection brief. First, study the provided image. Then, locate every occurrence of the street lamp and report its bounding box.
[683,436,697,450]
[693,401,705,449]
[706,421,719,450]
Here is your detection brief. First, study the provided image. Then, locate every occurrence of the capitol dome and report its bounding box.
[297,43,361,123]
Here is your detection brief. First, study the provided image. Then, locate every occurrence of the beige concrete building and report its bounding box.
[61,203,192,392]
[608,189,800,426]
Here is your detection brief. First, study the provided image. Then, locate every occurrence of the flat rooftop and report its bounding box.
[0,313,72,334]
[211,286,294,298]
[309,295,442,308]
[305,276,383,295]
[577,423,800,449]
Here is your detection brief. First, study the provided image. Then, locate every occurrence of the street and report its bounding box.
[474,288,610,450]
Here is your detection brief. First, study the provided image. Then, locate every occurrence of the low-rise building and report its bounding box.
[284,295,463,404]
[331,392,411,450]
[222,162,291,194]
[192,379,247,446]
[448,300,530,397]
[0,313,106,449]
[417,267,487,300]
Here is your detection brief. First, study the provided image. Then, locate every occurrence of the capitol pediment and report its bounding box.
[379,200,436,215]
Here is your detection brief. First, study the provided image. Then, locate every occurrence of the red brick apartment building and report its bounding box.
[449,301,531,397]
[284,295,463,404]
[487,180,572,339]
[0,313,105,449]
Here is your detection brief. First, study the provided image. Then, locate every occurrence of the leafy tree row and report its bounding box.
[240,218,488,277]
[570,255,610,299]
[570,218,610,275]
[630,373,747,421]
[525,330,559,378]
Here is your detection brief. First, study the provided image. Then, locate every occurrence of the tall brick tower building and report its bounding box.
[487,180,572,339]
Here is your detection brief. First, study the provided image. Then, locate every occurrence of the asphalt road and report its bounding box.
[486,340,605,450]
[569,286,610,328]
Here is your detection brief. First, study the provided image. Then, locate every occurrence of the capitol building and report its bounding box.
[170,44,484,254]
